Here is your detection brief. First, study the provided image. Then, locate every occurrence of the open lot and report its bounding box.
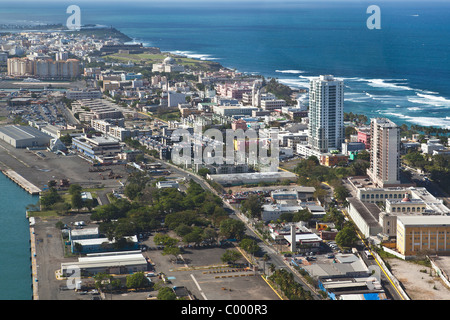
[0,138,128,191]
[33,215,280,300]
[141,234,281,300]
[386,257,450,300]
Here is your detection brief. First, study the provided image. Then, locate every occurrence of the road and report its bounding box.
[144,155,322,299]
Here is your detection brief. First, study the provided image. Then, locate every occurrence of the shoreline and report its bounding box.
[0,22,448,299]
[1,169,41,195]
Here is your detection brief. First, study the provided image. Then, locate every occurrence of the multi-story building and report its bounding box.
[367,118,400,187]
[7,57,80,79]
[7,57,33,77]
[212,105,258,117]
[396,216,450,257]
[167,91,186,107]
[66,89,102,100]
[152,56,184,73]
[357,127,371,150]
[72,135,122,163]
[308,75,344,153]
[261,99,287,111]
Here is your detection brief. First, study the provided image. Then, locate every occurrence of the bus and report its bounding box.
[364,250,374,259]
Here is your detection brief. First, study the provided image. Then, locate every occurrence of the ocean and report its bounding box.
[0,172,38,300]
[0,0,448,299]
[1,0,449,128]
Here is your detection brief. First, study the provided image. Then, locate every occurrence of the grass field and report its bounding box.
[105,52,222,71]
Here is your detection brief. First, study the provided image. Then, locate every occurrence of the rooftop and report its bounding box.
[397,215,450,227]
[0,125,52,141]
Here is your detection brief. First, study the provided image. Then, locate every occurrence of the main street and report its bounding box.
[141,153,322,299]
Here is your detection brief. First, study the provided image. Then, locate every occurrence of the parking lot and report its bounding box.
[140,234,282,300]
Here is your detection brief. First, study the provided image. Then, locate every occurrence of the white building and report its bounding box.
[212,105,258,117]
[66,89,102,100]
[260,98,286,111]
[152,56,184,73]
[308,75,344,153]
[421,139,445,154]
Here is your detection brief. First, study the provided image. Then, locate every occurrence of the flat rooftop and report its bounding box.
[0,125,52,141]
[397,215,450,227]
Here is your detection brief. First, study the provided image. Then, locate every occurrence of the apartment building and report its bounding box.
[261,98,287,111]
[308,75,345,153]
[7,57,80,79]
[367,118,401,187]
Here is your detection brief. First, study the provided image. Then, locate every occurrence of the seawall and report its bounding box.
[1,169,41,195]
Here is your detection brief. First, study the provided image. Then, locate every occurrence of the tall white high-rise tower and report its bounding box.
[308,75,345,153]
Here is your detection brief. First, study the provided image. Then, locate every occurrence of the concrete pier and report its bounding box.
[2,169,41,195]
[29,222,39,300]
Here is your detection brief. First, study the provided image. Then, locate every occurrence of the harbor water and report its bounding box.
[0,172,38,300]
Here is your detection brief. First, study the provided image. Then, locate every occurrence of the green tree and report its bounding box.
[335,223,359,248]
[240,238,259,255]
[71,192,83,212]
[221,249,242,264]
[126,272,149,289]
[68,184,82,195]
[334,185,350,202]
[59,134,72,146]
[40,187,62,209]
[154,233,179,247]
[197,167,210,178]
[219,219,246,240]
[293,209,313,223]
[124,183,143,200]
[241,194,262,219]
[157,287,177,300]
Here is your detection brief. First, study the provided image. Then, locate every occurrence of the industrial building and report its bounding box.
[317,275,387,300]
[60,251,148,277]
[0,125,52,148]
[72,134,122,163]
[346,197,383,238]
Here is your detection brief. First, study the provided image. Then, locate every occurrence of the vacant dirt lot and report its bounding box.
[387,258,450,300]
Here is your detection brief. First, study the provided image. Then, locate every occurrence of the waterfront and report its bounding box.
[0,0,448,302]
[0,172,38,300]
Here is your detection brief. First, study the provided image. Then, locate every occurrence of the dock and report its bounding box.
[29,218,39,300]
[1,169,41,195]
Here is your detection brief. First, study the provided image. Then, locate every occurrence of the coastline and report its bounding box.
[1,169,41,195]
[1,23,448,300]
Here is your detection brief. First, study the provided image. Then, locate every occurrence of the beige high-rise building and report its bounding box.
[7,57,33,76]
[367,118,401,187]
[7,57,80,79]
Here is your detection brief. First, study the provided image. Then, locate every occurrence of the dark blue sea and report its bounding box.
[0,0,449,299]
[1,0,449,128]
[0,173,38,300]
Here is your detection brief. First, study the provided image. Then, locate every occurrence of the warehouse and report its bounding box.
[0,125,52,148]
[60,251,148,277]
